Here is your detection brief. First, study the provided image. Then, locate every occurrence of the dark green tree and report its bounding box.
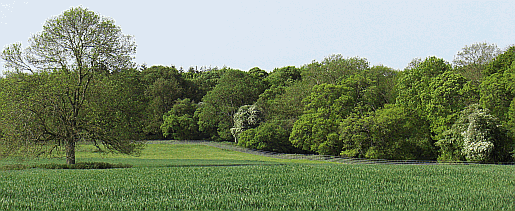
[161,98,200,140]
[238,120,296,153]
[185,67,227,101]
[264,66,301,87]
[248,67,268,79]
[141,65,190,138]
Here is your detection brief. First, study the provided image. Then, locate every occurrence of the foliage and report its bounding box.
[396,56,479,141]
[290,63,398,155]
[483,46,515,76]
[256,81,311,123]
[480,47,515,133]
[426,71,478,137]
[264,66,301,87]
[248,67,268,79]
[396,56,452,118]
[436,104,514,162]
[0,71,144,161]
[289,83,350,154]
[230,104,264,142]
[0,7,138,164]
[161,99,200,140]
[301,55,369,85]
[287,55,372,155]
[85,69,147,154]
[237,120,296,152]
[141,65,199,138]
[195,69,267,141]
[453,42,502,83]
[340,104,435,160]
[184,67,227,100]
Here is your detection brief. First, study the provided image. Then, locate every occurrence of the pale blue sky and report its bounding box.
[1,0,514,72]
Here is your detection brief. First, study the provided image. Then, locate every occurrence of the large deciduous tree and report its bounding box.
[0,6,139,164]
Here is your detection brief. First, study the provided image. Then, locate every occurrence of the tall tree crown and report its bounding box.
[2,6,136,74]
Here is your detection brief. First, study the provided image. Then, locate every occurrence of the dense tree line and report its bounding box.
[0,6,513,163]
[169,43,515,163]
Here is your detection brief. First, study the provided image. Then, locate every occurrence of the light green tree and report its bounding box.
[0,6,138,164]
[480,46,515,133]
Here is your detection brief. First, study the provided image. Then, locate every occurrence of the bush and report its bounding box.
[436,104,514,162]
[238,120,296,153]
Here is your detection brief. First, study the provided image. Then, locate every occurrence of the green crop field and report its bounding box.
[1,143,514,210]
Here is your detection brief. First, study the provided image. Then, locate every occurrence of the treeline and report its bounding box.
[2,42,514,162]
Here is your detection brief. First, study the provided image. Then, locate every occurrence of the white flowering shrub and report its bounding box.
[437,104,514,162]
[230,105,263,142]
[461,111,496,161]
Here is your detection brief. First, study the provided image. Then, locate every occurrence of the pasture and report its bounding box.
[1,143,514,210]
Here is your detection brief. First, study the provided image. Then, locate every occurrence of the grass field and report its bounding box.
[1,143,514,210]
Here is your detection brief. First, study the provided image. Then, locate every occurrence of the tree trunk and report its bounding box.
[65,140,76,165]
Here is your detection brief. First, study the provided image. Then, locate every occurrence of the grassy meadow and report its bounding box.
[1,143,514,210]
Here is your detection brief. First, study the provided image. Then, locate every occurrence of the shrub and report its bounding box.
[238,120,296,153]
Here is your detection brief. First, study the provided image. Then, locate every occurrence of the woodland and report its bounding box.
[1,7,514,164]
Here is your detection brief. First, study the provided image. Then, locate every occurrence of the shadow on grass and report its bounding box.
[1,162,132,171]
[1,158,287,171]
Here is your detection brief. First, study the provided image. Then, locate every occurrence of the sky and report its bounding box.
[1,0,514,72]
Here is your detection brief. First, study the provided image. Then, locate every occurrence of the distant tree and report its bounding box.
[141,65,186,138]
[426,71,478,137]
[290,65,397,155]
[395,57,475,139]
[186,68,227,100]
[301,55,369,85]
[195,69,266,141]
[480,46,515,131]
[264,66,301,87]
[161,98,200,140]
[248,67,268,79]
[256,80,309,123]
[453,42,502,83]
[396,57,451,118]
[289,83,350,155]
[340,104,435,160]
[0,7,139,164]
[238,120,296,153]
